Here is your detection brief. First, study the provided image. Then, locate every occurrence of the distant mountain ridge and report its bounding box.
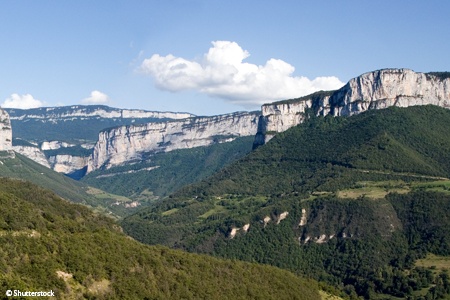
[5,104,194,122]
[5,104,194,143]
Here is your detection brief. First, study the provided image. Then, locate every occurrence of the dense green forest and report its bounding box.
[0,178,323,299]
[122,105,450,299]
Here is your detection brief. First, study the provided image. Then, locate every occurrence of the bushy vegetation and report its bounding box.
[0,178,321,299]
[426,72,450,81]
[269,90,336,106]
[121,105,450,299]
[43,145,93,158]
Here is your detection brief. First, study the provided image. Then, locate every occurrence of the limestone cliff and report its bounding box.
[12,146,51,168]
[254,69,450,146]
[0,108,12,151]
[4,104,194,175]
[87,111,260,172]
[48,155,89,175]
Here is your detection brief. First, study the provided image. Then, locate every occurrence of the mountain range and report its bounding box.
[1,68,450,298]
[2,69,449,180]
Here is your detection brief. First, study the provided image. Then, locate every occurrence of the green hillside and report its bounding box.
[82,136,255,200]
[0,152,147,218]
[0,178,322,299]
[122,105,450,299]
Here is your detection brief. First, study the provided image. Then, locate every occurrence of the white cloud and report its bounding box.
[81,90,110,104]
[1,93,44,109]
[139,41,345,106]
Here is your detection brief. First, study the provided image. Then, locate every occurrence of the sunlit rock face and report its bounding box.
[0,109,12,151]
[48,155,89,174]
[254,69,450,146]
[12,146,50,168]
[87,111,260,172]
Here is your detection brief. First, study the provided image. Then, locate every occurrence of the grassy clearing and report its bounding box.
[131,188,160,203]
[198,205,227,219]
[161,208,179,216]
[301,191,333,202]
[412,180,450,195]
[86,187,132,203]
[336,179,450,200]
[337,186,409,199]
[319,291,344,300]
[415,254,450,270]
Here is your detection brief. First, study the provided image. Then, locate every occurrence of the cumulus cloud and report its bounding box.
[139,41,344,106]
[1,93,44,109]
[81,90,110,104]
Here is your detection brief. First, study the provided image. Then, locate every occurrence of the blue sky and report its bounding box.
[1,1,450,115]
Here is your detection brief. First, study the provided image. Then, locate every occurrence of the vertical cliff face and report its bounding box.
[48,155,89,175]
[12,146,51,168]
[253,91,334,145]
[328,69,450,116]
[87,111,260,172]
[254,69,450,146]
[0,109,12,151]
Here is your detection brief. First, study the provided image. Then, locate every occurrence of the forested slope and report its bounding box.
[0,178,322,299]
[122,105,450,299]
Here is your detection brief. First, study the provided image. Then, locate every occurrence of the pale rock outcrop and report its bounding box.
[263,216,271,227]
[41,141,74,150]
[229,223,251,239]
[87,111,260,172]
[229,227,239,239]
[299,208,307,226]
[13,146,51,168]
[315,234,327,244]
[0,108,12,151]
[124,201,140,208]
[254,69,450,146]
[48,155,89,174]
[276,211,289,224]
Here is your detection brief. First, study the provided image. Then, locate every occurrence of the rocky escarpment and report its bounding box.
[0,108,12,151]
[254,69,450,146]
[48,155,89,175]
[87,111,260,172]
[5,105,194,175]
[11,139,92,173]
[12,145,51,167]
